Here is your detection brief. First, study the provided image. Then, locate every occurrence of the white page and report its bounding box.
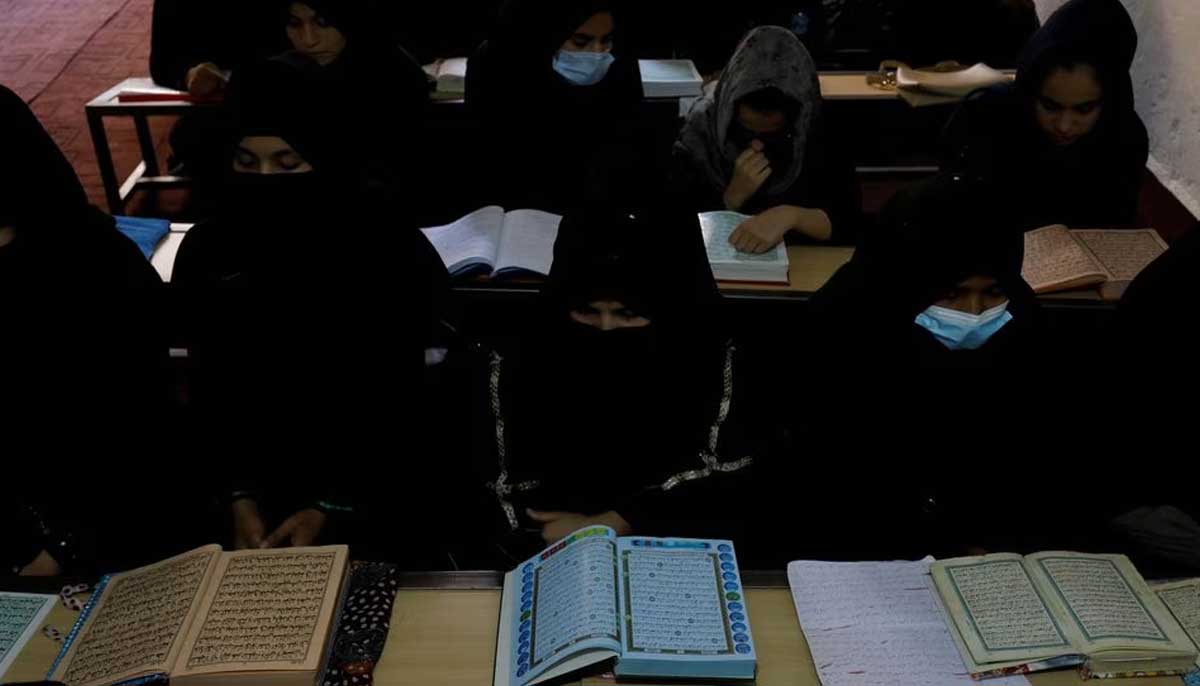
[439,57,469,81]
[639,60,701,83]
[896,64,1008,97]
[639,60,703,98]
[495,209,562,276]
[152,223,192,283]
[0,592,57,679]
[420,206,506,274]
[1156,579,1200,671]
[787,559,1029,686]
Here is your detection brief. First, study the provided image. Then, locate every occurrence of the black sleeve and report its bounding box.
[806,123,863,246]
[150,0,199,89]
[151,1,288,89]
[616,348,777,542]
[666,143,727,213]
[1106,119,1150,228]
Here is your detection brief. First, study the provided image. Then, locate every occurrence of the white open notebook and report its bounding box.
[699,212,790,284]
[421,206,562,278]
[787,559,1030,686]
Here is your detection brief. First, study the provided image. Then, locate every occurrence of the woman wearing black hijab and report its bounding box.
[941,0,1148,231]
[1101,231,1200,574]
[800,175,1067,559]
[1,85,174,575]
[458,203,781,566]
[465,0,648,214]
[172,61,451,565]
[671,26,860,251]
[272,0,432,202]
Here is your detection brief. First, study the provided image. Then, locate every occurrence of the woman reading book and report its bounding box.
[800,175,1069,559]
[670,26,860,253]
[940,0,1148,231]
[172,61,443,561]
[465,0,647,214]
[273,0,431,197]
[459,202,781,566]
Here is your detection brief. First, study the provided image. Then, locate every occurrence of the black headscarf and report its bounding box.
[805,175,1051,559]
[488,0,621,75]
[191,57,349,260]
[941,0,1148,230]
[150,0,291,89]
[2,86,172,575]
[274,0,429,100]
[0,85,89,231]
[812,174,1036,370]
[269,1,431,202]
[465,0,645,212]
[0,84,161,290]
[500,205,724,518]
[174,56,420,539]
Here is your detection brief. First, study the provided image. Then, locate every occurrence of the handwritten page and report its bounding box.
[944,559,1068,655]
[53,546,220,686]
[1072,229,1168,282]
[420,206,506,274]
[1022,225,1108,293]
[0,592,56,678]
[787,559,1029,686]
[1033,556,1164,643]
[1154,579,1200,671]
[495,209,562,276]
[176,546,347,677]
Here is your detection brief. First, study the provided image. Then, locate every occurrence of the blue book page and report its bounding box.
[508,527,621,686]
[616,537,756,664]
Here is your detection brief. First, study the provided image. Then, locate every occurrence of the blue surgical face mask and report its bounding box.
[552,49,615,86]
[914,302,1013,351]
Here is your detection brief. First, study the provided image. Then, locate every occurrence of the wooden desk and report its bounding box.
[721,246,855,300]
[375,573,1179,686]
[450,244,1110,307]
[86,77,198,214]
[5,573,1182,686]
[82,69,945,214]
[817,73,899,102]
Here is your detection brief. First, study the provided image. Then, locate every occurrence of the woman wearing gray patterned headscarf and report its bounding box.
[670,26,860,252]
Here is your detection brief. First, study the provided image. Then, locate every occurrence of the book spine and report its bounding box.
[970,655,1086,680]
[1081,666,1190,680]
[113,674,170,686]
[46,575,112,679]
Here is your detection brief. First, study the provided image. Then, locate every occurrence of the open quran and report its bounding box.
[493,527,756,686]
[930,552,1197,679]
[48,545,349,686]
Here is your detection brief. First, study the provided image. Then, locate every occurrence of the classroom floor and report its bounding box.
[3,0,171,211]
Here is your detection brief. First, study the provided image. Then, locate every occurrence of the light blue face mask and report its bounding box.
[552,49,615,86]
[914,302,1013,351]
